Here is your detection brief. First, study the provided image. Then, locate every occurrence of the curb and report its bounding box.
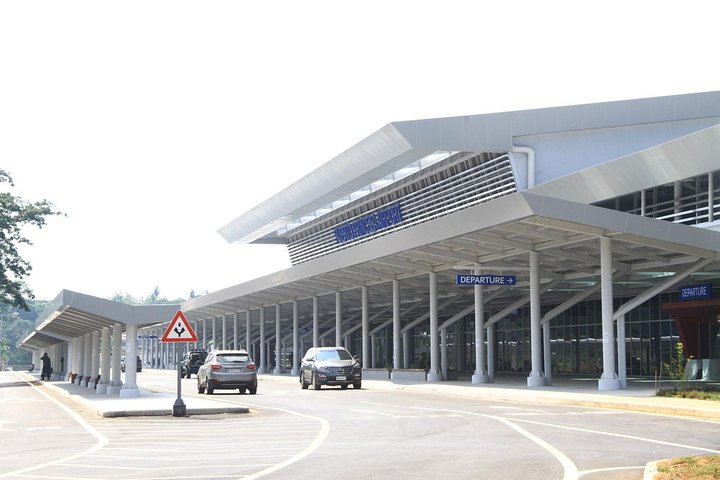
[101,406,250,418]
[643,460,659,479]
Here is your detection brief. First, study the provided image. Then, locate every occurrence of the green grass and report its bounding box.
[656,385,720,401]
[655,455,720,479]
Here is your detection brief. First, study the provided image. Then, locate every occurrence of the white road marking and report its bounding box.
[412,406,580,480]
[26,426,62,431]
[358,400,383,405]
[510,417,720,454]
[577,466,645,477]
[0,373,109,479]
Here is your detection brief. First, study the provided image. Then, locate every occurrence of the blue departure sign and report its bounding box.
[456,275,517,286]
[678,283,713,301]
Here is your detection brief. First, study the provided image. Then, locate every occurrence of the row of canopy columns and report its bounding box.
[135,236,712,391]
[40,323,143,397]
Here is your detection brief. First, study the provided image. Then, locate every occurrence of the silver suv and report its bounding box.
[197,350,257,395]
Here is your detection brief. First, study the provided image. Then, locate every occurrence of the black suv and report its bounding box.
[181,349,208,378]
[300,347,362,390]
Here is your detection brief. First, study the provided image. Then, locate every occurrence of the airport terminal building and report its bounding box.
[20,91,720,392]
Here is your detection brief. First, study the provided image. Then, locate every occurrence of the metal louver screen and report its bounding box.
[287,151,516,264]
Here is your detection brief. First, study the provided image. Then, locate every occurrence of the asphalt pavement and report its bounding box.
[17,369,720,421]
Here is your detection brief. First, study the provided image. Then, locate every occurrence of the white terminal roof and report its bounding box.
[218,91,720,245]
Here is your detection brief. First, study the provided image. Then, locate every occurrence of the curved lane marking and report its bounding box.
[153,386,330,480]
[412,406,579,480]
[0,373,109,479]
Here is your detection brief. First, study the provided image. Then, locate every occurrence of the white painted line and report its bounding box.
[0,373,109,479]
[26,426,63,431]
[358,400,383,405]
[412,406,579,480]
[350,409,393,417]
[577,466,645,477]
[510,417,720,455]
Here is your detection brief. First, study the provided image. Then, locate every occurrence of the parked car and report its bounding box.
[120,355,142,373]
[197,350,257,395]
[300,346,362,390]
[181,349,208,378]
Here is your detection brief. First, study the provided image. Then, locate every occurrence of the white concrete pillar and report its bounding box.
[291,300,299,376]
[120,323,140,397]
[473,263,489,384]
[335,291,343,347]
[362,286,369,369]
[70,337,79,380]
[312,296,319,347]
[402,331,410,369]
[97,327,111,394]
[427,272,442,381]
[274,304,281,375]
[487,324,495,382]
[259,308,266,373]
[245,311,250,352]
[76,334,86,385]
[617,314,627,389]
[89,330,100,389]
[599,236,620,390]
[233,313,238,350]
[83,334,92,386]
[527,251,546,387]
[202,318,207,349]
[222,314,227,349]
[543,322,552,386]
[440,328,448,380]
[393,280,401,370]
[370,334,376,368]
[211,317,216,350]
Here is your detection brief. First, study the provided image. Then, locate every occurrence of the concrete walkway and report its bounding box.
[22,370,720,420]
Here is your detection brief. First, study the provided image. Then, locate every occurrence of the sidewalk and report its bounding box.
[26,371,720,420]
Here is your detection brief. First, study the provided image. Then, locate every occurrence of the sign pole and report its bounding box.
[174,348,185,417]
[161,311,197,418]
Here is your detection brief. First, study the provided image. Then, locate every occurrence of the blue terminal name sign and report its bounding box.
[456,275,517,286]
[678,283,713,301]
[334,203,404,244]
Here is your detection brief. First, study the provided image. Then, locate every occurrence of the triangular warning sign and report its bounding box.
[161,310,198,342]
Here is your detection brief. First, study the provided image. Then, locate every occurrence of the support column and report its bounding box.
[440,328,448,380]
[392,280,401,370]
[599,236,620,390]
[361,286,369,369]
[543,322,552,386]
[617,314,627,389]
[370,334,376,368]
[473,263,489,384]
[97,327,111,393]
[527,251,547,387]
[120,323,140,397]
[202,319,207,349]
[274,304,281,375]
[336,291,343,347]
[427,272,442,381]
[245,311,251,352]
[402,331,410,369]
[76,334,86,385]
[108,324,123,394]
[83,334,92,387]
[487,324,495,382]
[211,317,216,350]
[259,308,266,373]
[291,300,299,376]
[71,337,80,382]
[312,296,319,348]
[233,313,238,350]
[89,330,100,389]
[222,315,227,349]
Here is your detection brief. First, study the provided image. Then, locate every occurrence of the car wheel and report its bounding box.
[197,379,205,394]
[249,384,257,395]
[353,381,362,389]
[341,384,348,390]
[239,388,246,394]
[207,384,214,395]
[312,372,321,390]
[300,373,309,389]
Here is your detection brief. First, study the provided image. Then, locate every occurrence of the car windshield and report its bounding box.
[217,354,250,363]
[316,349,352,361]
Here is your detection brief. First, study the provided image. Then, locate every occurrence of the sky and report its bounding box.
[1,1,718,303]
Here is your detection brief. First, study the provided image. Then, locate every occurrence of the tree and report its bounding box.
[0,170,63,310]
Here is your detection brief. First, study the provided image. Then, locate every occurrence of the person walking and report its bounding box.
[40,353,52,381]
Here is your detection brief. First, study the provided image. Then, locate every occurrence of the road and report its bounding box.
[1,370,719,479]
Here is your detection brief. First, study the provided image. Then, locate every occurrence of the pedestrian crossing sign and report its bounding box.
[161,310,198,342]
